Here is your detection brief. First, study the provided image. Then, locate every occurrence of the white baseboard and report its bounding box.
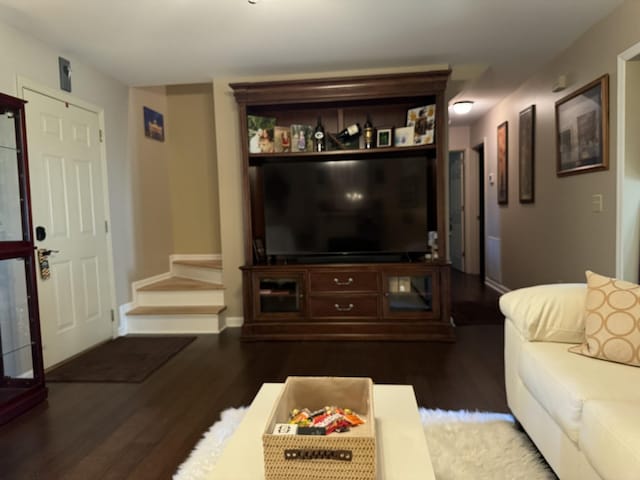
[170,253,222,262]
[224,316,244,328]
[485,278,510,295]
[118,302,134,336]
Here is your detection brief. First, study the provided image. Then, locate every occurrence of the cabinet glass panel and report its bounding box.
[259,277,301,314]
[387,275,433,313]
[0,258,34,380]
[0,109,23,242]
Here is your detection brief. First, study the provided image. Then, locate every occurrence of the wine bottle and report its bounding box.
[335,123,361,141]
[313,117,326,152]
[363,116,375,149]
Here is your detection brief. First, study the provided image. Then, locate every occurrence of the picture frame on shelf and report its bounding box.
[407,104,436,144]
[555,74,609,176]
[248,115,275,153]
[273,126,291,153]
[376,128,392,147]
[497,121,508,205]
[394,126,414,147]
[290,124,313,152]
[518,105,535,203]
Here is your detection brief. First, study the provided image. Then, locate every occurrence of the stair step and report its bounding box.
[127,305,227,316]
[172,259,222,269]
[137,276,224,292]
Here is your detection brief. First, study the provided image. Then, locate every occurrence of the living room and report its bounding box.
[0,0,639,478]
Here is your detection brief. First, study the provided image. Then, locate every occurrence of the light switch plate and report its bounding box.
[59,57,71,92]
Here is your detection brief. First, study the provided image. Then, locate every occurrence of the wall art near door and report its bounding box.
[519,105,535,203]
[555,74,609,176]
[497,121,508,205]
[143,106,165,142]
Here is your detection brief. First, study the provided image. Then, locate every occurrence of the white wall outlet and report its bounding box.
[488,173,495,185]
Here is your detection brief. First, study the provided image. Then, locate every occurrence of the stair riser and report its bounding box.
[171,264,223,283]
[136,290,224,306]
[124,313,225,334]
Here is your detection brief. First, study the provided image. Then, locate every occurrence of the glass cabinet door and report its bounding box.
[0,93,46,426]
[254,273,304,318]
[383,271,439,318]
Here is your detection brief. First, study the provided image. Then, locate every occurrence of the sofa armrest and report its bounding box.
[499,283,586,343]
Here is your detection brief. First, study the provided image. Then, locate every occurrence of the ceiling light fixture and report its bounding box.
[452,101,474,115]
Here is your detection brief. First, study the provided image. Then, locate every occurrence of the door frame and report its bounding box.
[16,76,118,337]
[472,141,486,280]
[616,42,640,282]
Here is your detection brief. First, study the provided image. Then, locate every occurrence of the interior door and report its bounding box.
[22,88,112,369]
[448,151,464,271]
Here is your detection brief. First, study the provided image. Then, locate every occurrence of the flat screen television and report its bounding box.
[262,156,429,261]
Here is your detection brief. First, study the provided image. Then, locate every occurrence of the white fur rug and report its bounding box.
[174,407,554,480]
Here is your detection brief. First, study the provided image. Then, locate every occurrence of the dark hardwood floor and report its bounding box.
[0,272,506,480]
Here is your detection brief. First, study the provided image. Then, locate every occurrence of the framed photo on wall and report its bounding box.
[555,74,609,176]
[497,121,508,205]
[519,105,535,203]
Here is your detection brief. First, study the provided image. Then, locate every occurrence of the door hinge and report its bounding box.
[105,220,109,233]
[99,129,104,143]
[110,309,115,322]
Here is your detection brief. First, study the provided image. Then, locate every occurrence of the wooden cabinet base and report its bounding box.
[241,263,455,342]
[0,385,48,426]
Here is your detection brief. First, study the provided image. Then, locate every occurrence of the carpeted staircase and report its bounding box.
[123,256,227,334]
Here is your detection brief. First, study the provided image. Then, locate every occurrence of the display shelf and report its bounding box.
[233,71,453,341]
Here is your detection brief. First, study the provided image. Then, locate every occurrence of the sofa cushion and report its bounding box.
[519,340,640,443]
[499,283,586,343]
[569,271,640,367]
[580,400,640,480]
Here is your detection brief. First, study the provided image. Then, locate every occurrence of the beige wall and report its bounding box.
[213,65,449,319]
[470,0,640,288]
[0,19,134,309]
[129,87,174,279]
[166,84,221,254]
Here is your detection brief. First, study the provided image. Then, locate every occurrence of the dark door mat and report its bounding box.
[46,336,197,383]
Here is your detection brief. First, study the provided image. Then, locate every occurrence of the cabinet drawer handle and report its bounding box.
[333,277,354,286]
[334,303,354,312]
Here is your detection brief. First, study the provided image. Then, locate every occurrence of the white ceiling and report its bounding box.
[0,0,625,124]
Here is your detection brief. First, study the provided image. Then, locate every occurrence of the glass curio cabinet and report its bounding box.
[0,91,47,425]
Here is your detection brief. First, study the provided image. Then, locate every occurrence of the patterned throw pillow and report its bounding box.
[569,271,640,367]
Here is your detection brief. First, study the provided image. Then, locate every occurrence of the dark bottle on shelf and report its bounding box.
[313,117,326,152]
[363,115,375,149]
[335,123,361,142]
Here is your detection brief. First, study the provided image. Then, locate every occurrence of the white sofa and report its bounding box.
[500,283,640,480]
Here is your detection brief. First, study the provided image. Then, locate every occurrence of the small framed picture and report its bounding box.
[143,107,165,142]
[394,126,414,147]
[376,128,392,147]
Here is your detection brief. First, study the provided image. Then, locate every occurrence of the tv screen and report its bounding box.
[263,157,428,258]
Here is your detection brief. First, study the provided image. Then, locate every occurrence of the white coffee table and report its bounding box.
[211,383,435,479]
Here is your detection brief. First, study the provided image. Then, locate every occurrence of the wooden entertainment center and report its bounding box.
[231,71,454,341]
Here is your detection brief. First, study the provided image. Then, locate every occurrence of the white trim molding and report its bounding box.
[224,317,244,328]
[485,278,510,295]
[616,41,640,282]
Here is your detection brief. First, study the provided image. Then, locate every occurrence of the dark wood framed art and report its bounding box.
[519,105,535,203]
[497,121,508,205]
[555,74,609,176]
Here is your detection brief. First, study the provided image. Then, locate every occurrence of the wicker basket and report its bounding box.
[263,376,376,480]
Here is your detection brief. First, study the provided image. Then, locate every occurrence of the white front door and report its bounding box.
[23,88,113,368]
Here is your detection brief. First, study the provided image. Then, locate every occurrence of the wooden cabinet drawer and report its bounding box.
[309,271,378,293]
[309,295,379,318]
